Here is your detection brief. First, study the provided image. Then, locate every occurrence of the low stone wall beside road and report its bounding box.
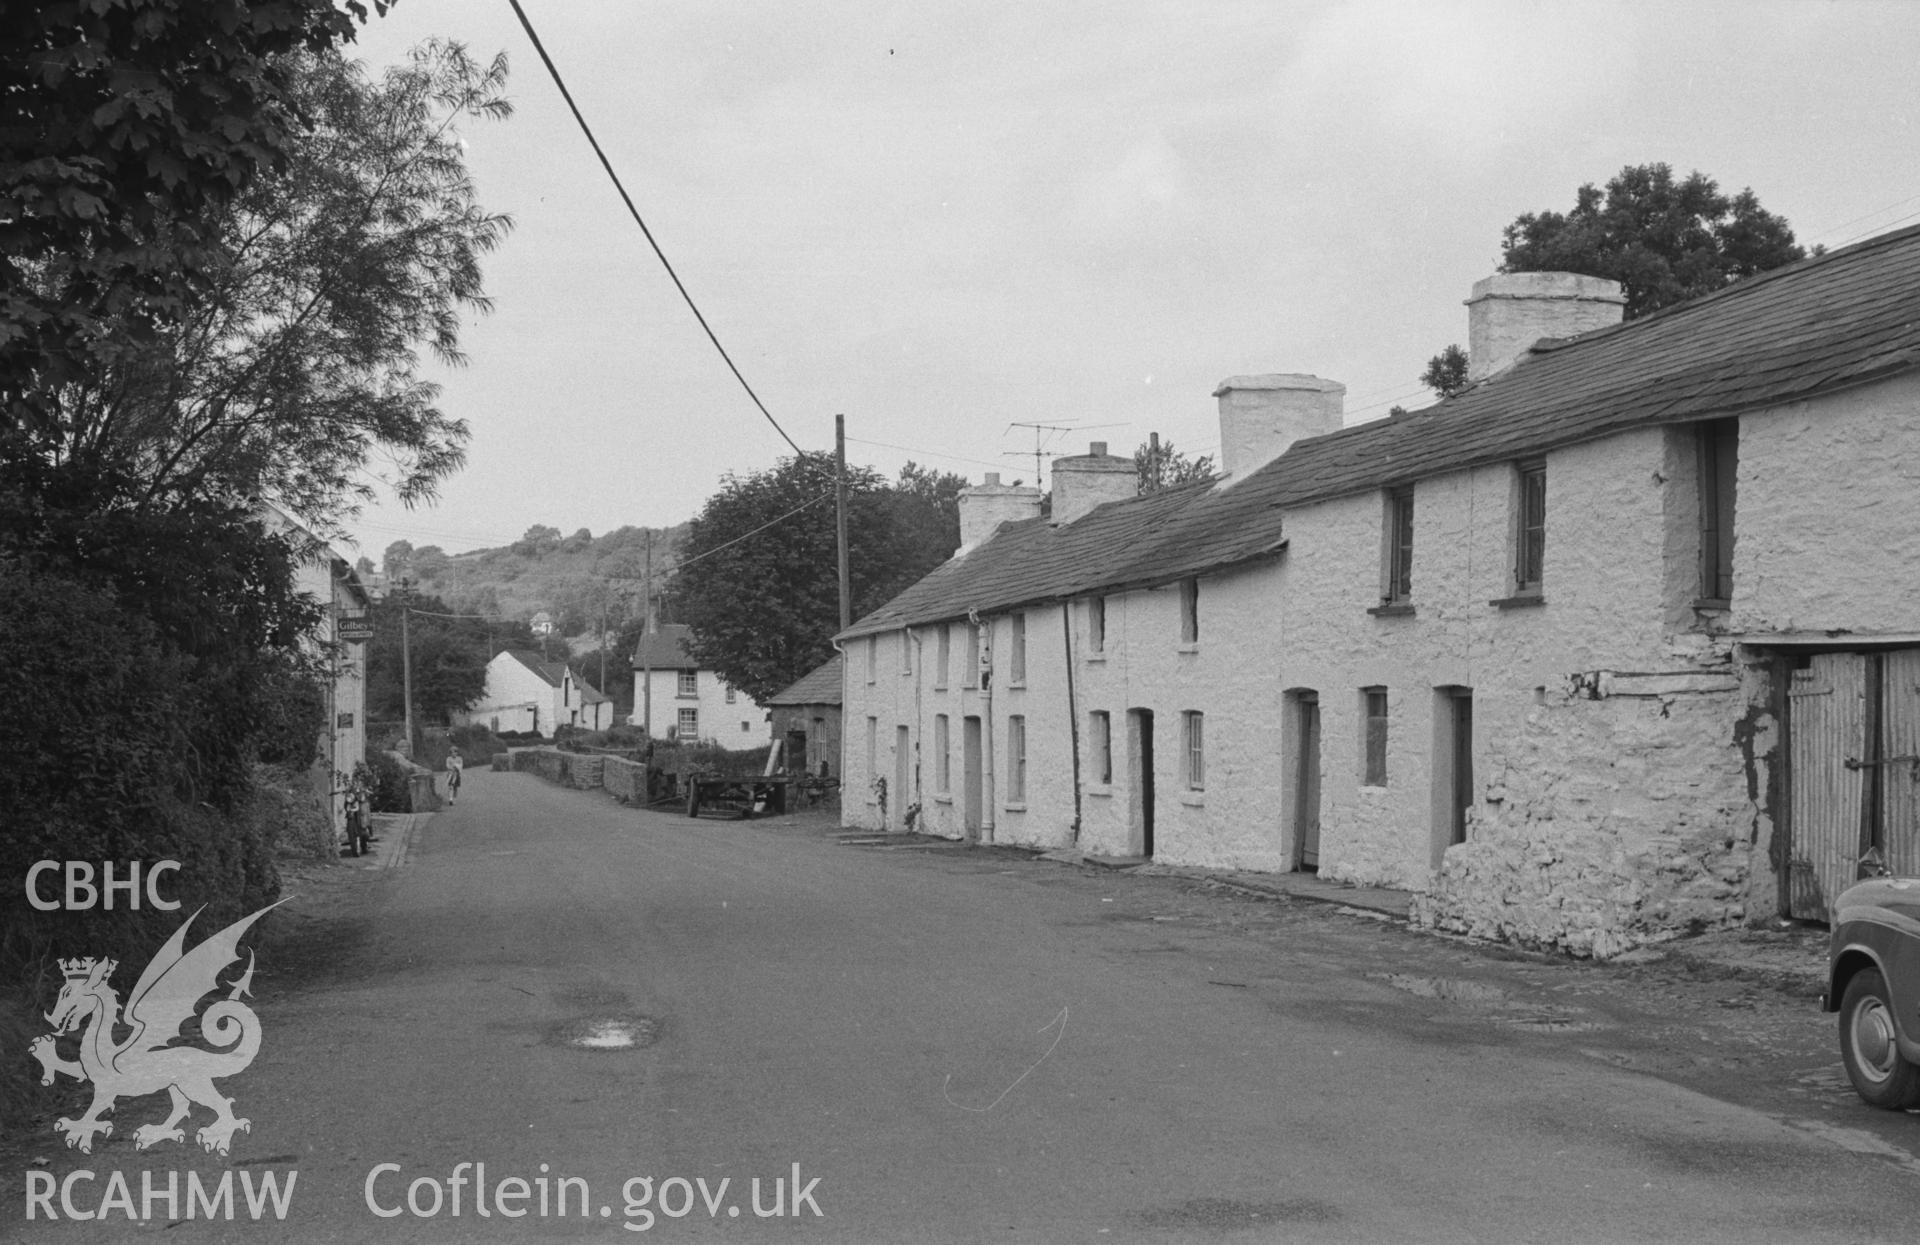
[602,756,646,802]
[511,748,615,792]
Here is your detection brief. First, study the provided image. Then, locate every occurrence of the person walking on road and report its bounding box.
[445,747,464,805]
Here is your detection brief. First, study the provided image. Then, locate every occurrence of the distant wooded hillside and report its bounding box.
[382,522,686,643]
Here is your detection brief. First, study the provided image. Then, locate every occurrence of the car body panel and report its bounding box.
[1825,876,1920,1066]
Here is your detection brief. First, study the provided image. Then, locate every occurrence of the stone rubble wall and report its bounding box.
[510,747,603,789]
[1410,666,1768,958]
[510,748,661,805]
[601,756,647,802]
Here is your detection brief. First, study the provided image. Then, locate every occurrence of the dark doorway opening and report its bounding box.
[1129,708,1156,858]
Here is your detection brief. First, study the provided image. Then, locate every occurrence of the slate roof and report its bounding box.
[839,222,1920,641]
[767,655,844,707]
[503,649,566,687]
[501,649,609,702]
[631,624,698,670]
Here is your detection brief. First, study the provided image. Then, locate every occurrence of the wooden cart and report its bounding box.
[685,774,794,819]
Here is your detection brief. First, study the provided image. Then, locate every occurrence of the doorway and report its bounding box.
[784,729,807,775]
[1286,691,1322,870]
[1128,708,1156,858]
[962,716,983,839]
[1787,649,1920,920]
[1431,687,1473,870]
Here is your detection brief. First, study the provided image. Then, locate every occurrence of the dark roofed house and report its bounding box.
[836,224,1920,957]
[767,655,843,780]
[630,624,770,746]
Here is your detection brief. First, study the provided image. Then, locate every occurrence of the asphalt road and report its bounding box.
[12,766,1920,1242]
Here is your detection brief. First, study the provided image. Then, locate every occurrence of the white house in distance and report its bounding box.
[461,649,613,736]
[838,223,1920,958]
[631,624,770,746]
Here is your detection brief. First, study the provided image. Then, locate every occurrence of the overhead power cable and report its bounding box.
[672,491,835,571]
[505,0,803,457]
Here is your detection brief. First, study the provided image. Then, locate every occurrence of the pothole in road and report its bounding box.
[1370,973,1509,1002]
[549,1015,660,1051]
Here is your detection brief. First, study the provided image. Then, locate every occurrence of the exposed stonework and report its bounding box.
[1412,679,1760,958]
[511,747,604,789]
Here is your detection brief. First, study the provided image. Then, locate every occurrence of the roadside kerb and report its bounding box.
[1037,847,1413,921]
[366,811,423,870]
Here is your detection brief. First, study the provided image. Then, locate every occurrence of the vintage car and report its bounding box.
[1824,874,1920,1109]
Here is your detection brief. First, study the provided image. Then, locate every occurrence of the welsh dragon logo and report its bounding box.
[29,902,280,1156]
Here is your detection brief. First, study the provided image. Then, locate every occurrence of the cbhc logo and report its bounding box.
[25,861,182,911]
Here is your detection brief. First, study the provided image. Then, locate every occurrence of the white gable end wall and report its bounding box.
[464,653,560,735]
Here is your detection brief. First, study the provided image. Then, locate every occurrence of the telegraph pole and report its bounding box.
[399,579,416,758]
[835,413,851,632]
[597,595,608,707]
[642,529,654,735]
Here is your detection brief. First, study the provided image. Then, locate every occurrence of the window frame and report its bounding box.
[964,623,981,689]
[1362,687,1389,787]
[1179,578,1199,646]
[1182,711,1205,790]
[1089,710,1112,786]
[1087,596,1106,655]
[1007,714,1027,804]
[1696,419,1737,605]
[676,706,699,740]
[934,714,951,794]
[936,624,951,689]
[676,669,698,698]
[1010,612,1027,685]
[1383,485,1415,606]
[1513,459,1547,595]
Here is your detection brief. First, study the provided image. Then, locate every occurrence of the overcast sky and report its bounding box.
[337,0,1920,563]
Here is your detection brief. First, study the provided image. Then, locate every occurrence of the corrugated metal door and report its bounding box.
[1881,650,1920,878]
[1788,654,1868,921]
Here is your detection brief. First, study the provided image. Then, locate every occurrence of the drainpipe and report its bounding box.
[829,635,848,811]
[969,607,995,845]
[1062,602,1083,843]
[908,626,924,831]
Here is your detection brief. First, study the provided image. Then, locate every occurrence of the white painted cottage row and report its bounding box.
[837,228,1920,957]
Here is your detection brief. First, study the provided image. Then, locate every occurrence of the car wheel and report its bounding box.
[1839,967,1920,1110]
